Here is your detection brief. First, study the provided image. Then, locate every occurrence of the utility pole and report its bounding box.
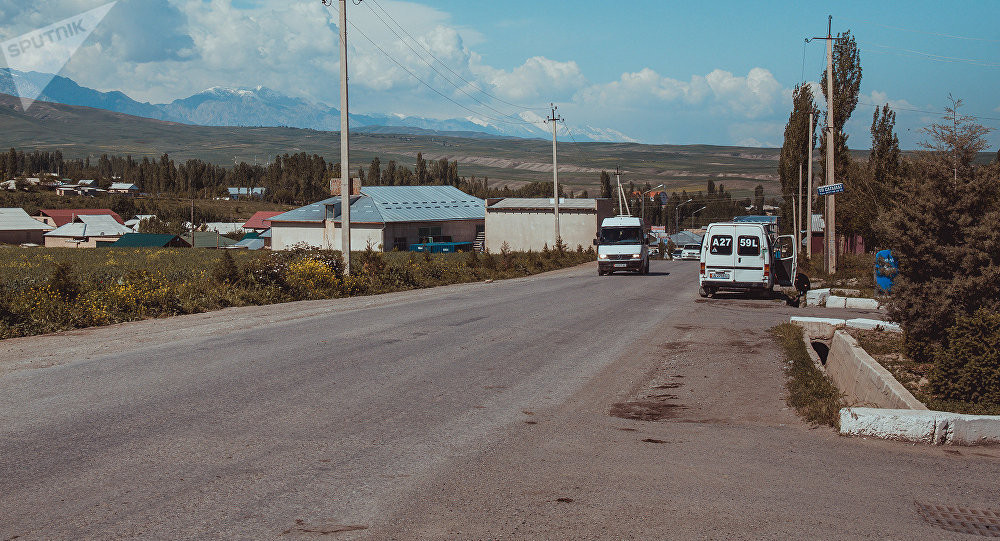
[546,104,562,245]
[806,112,814,259]
[337,0,352,274]
[796,163,802,262]
[614,165,630,216]
[813,15,838,273]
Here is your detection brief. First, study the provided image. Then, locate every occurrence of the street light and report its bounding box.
[674,198,693,234]
[640,183,664,225]
[690,205,706,229]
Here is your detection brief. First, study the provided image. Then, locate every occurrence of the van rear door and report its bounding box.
[704,225,736,283]
[733,224,765,285]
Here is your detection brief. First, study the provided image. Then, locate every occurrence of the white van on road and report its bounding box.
[698,222,796,297]
[595,216,650,275]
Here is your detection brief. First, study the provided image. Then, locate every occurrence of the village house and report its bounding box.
[270,185,484,252]
[0,208,54,245]
[43,215,133,248]
[33,209,125,228]
[108,182,140,195]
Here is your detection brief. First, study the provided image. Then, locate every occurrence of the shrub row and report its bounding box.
[0,245,595,340]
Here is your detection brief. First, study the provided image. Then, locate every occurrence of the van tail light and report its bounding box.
[764,263,770,276]
[700,262,705,275]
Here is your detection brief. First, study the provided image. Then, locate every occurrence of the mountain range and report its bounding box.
[0,69,636,143]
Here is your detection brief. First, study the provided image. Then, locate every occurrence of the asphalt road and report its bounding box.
[1,260,998,540]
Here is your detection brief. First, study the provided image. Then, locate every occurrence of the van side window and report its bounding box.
[709,235,733,255]
[737,235,760,256]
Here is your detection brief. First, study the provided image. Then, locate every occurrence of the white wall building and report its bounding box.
[485,198,613,253]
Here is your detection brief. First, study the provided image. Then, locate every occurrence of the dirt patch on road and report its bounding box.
[610,400,687,421]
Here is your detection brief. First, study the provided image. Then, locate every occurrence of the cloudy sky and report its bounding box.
[1,0,999,148]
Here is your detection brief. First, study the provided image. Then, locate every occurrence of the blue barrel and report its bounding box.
[875,249,898,293]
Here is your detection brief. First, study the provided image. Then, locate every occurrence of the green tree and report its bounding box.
[778,83,819,233]
[367,157,381,186]
[818,30,861,187]
[599,170,612,199]
[840,104,901,248]
[879,97,999,362]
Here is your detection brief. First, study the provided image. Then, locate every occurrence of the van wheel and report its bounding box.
[699,286,709,298]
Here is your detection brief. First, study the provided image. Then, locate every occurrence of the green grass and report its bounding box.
[0,245,594,340]
[771,323,844,428]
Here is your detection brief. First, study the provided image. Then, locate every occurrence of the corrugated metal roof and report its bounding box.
[181,231,239,248]
[488,198,598,211]
[273,187,485,225]
[0,208,53,231]
[269,196,341,223]
[109,183,138,190]
[39,209,124,227]
[45,215,133,237]
[243,211,283,230]
[353,185,484,223]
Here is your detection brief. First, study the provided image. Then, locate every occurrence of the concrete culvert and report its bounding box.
[811,341,830,365]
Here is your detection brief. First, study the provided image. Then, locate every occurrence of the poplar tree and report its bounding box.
[778,83,819,233]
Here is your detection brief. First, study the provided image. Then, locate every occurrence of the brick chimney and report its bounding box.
[330,178,362,196]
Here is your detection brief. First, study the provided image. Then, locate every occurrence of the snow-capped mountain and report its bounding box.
[0,69,636,143]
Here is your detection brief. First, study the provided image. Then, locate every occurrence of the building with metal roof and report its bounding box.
[0,208,54,245]
[242,211,283,232]
[485,197,613,252]
[44,215,133,248]
[270,185,485,251]
[181,231,240,249]
[108,182,139,194]
[34,209,124,227]
[227,187,267,200]
[109,233,191,248]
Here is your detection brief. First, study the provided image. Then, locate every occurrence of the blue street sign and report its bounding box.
[817,183,845,196]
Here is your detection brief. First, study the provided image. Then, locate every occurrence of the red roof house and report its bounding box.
[242,211,282,232]
[35,209,125,228]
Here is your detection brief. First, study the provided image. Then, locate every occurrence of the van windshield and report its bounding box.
[600,227,643,245]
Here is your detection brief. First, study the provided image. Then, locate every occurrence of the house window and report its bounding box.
[418,226,442,243]
[393,237,408,251]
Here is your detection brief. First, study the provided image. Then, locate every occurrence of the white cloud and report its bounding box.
[575,66,782,120]
[477,56,586,102]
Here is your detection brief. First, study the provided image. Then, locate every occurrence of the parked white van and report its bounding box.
[698,222,796,297]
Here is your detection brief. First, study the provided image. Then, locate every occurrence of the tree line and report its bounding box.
[778,27,1000,405]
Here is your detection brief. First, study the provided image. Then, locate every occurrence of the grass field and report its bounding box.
[0,245,593,339]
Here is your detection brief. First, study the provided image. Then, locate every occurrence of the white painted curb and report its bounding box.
[841,407,1000,446]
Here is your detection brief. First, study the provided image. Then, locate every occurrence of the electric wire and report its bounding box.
[366,0,549,111]
[360,0,544,126]
[839,16,1000,43]
[324,4,536,128]
[862,42,1000,68]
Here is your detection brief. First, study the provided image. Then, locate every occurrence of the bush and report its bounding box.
[212,250,239,284]
[930,309,1000,404]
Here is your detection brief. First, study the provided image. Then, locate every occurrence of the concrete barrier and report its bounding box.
[805,288,830,307]
[845,318,901,333]
[826,295,847,309]
[841,407,1000,446]
[825,331,926,410]
[845,297,881,310]
[790,316,845,340]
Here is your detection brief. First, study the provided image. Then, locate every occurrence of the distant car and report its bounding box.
[672,249,683,259]
[681,243,702,260]
[649,245,659,257]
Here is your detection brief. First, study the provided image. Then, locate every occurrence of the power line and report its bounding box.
[325,5,535,128]
[863,42,1000,68]
[840,16,1000,43]
[365,0,549,111]
[360,0,543,125]
[857,99,1000,123]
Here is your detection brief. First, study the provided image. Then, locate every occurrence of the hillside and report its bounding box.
[0,93,783,197]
